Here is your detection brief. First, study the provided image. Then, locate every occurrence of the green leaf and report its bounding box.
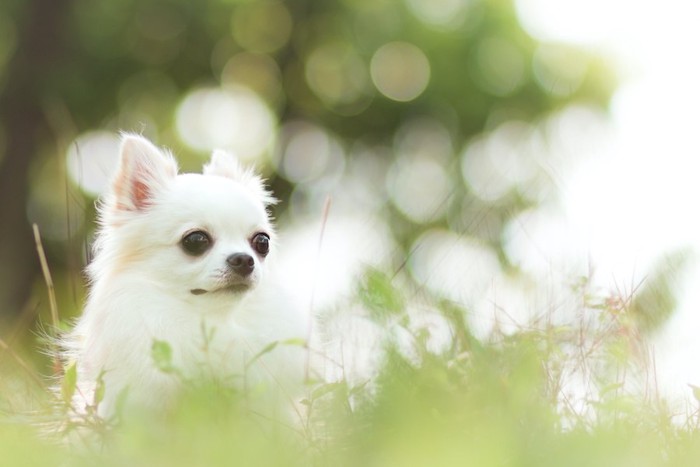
[281,337,307,347]
[311,381,346,401]
[600,382,624,397]
[93,370,106,407]
[348,380,369,397]
[245,341,278,369]
[200,320,217,348]
[61,362,78,404]
[358,267,405,321]
[438,300,479,353]
[631,249,692,332]
[151,340,174,374]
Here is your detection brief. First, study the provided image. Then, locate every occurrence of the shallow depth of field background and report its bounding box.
[2,0,700,465]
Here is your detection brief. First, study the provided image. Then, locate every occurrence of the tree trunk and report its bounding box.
[0,0,72,321]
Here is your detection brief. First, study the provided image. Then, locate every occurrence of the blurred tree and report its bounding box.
[0,0,615,325]
[0,0,73,322]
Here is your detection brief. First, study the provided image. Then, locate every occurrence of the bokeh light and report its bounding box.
[175,86,276,162]
[409,229,500,305]
[387,156,451,224]
[65,131,122,197]
[387,118,454,223]
[278,214,394,310]
[231,1,293,54]
[221,52,284,107]
[305,41,371,114]
[473,36,526,96]
[532,43,588,97]
[370,41,430,102]
[275,121,345,185]
[461,121,539,202]
[404,0,475,30]
[344,143,392,212]
[394,117,454,162]
[503,206,590,278]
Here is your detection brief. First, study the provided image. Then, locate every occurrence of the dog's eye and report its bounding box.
[251,232,270,257]
[181,231,212,256]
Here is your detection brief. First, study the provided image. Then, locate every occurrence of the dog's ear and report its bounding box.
[204,150,276,206]
[111,133,178,211]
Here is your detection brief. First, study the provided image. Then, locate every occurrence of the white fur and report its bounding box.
[63,134,305,419]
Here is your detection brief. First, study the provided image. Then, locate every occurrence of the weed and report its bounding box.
[1,266,697,466]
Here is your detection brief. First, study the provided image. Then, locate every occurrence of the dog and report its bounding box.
[60,134,306,422]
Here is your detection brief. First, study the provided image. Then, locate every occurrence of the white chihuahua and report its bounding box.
[62,134,306,420]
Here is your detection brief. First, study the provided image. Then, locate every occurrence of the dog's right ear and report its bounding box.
[204,150,277,207]
[111,133,178,212]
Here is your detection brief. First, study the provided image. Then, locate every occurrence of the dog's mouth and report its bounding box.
[190,282,252,296]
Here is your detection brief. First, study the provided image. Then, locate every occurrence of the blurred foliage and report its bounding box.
[631,250,692,333]
[0,0,617,328]
[1,274,697,466]
[357,267,405,322]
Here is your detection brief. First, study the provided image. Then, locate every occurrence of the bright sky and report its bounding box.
[516,0,700,403]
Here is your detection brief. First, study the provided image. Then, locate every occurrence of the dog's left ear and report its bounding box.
[204,150,276,206]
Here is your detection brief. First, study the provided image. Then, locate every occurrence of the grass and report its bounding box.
[1,266,700,467]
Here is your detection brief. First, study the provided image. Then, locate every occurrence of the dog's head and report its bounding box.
[96,134,276,305]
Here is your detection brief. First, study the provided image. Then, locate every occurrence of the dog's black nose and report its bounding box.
[226,253,255,277]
